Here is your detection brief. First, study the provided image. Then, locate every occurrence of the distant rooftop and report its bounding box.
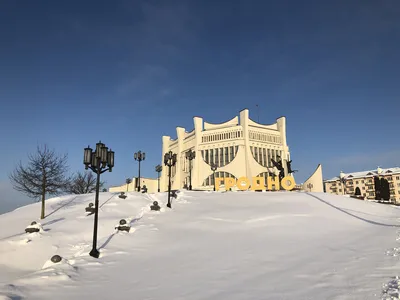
[325,167,400,182]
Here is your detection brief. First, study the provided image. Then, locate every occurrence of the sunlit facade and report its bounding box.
[324,167,400,203]
[160,108,293,191]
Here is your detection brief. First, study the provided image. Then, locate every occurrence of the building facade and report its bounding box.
[302,164,324,193]
[160,108,293,191]
[109,177,159,194]
[324,167,400,203]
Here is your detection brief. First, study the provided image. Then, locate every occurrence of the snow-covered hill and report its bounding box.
[0,190,400,299]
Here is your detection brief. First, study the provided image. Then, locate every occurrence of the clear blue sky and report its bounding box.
[1,0,399,213]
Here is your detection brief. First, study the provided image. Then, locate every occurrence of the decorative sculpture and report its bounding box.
[286,160,297,174]
[170,190,178,199]
[85,203,96,214]
[271,158,285,181]
[115,219,130,232]
[150,201,161,211]
[118,192,127,199]
[25,221,42,233]
[51,255,62,263]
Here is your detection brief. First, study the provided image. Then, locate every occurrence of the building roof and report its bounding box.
[325,167,400,182]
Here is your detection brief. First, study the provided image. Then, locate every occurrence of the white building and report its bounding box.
[160,108,294,191]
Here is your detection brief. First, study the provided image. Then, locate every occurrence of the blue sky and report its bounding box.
[1,0,399,214]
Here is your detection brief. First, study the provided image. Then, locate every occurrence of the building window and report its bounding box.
[361,180,364,183]
[219,148,223,167]
[215,148,219,166]
[356,181,359,184]
[203,172,236,186]
[263,148,267,167]
[267,149,271,167]
[254,147,258,161]
[224,147,228,165]
[210,149,214,165]
[205,150,209,164]
[229,146,234,163]
[397,176,400,180]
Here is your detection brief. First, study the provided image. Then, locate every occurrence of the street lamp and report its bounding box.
[83,141,114,258]
[126,178,132,193]
[211,163,217,191]
[134,151,145,192]
[155,164,162,192]
[164,150,177,208]
[185,149,196,190]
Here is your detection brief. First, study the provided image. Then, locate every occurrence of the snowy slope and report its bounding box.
[0,190,400,300]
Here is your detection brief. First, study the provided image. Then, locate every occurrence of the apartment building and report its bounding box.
[324,167,400,203]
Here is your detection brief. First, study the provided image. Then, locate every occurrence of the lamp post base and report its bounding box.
[167,202,171,208]
[189,185,192,190]
[89,248,100,258]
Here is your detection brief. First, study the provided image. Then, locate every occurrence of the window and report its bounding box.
[219,148,223,167]
[205,150,209,164]
[263,148,267,167]
[254,147,258,160]
[267,149,271,167]
[215,149,219,166]
[210,149,214,165]
[397,176,400,180]
[362,180,364,183]
[224,147,228,165]
[356,181,359,184]
[229,146,234,162]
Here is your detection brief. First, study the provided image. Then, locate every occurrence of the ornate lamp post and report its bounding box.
[185,149,196,190]
[164,151,177,208]
[134,151,145,192]
[126,178,132,192]
[155,164,162,192]
[211,163,217,191]
[83,141,114,258]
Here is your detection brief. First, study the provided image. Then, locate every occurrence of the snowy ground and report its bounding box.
[1,190,400,300]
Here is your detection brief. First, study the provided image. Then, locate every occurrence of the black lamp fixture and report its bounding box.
[164,150,177,208]
[155,164,162,192]
[185,149,196,190]
[83,141,114,258]
[211,163,218,191]
[134,151,145,192]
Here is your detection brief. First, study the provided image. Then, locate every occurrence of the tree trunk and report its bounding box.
[41,180,46,219]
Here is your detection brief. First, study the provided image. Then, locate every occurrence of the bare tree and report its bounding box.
[9,145,70,219]
[65,171,105,194]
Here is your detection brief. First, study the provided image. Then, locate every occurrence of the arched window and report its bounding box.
[202,171,237,186]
